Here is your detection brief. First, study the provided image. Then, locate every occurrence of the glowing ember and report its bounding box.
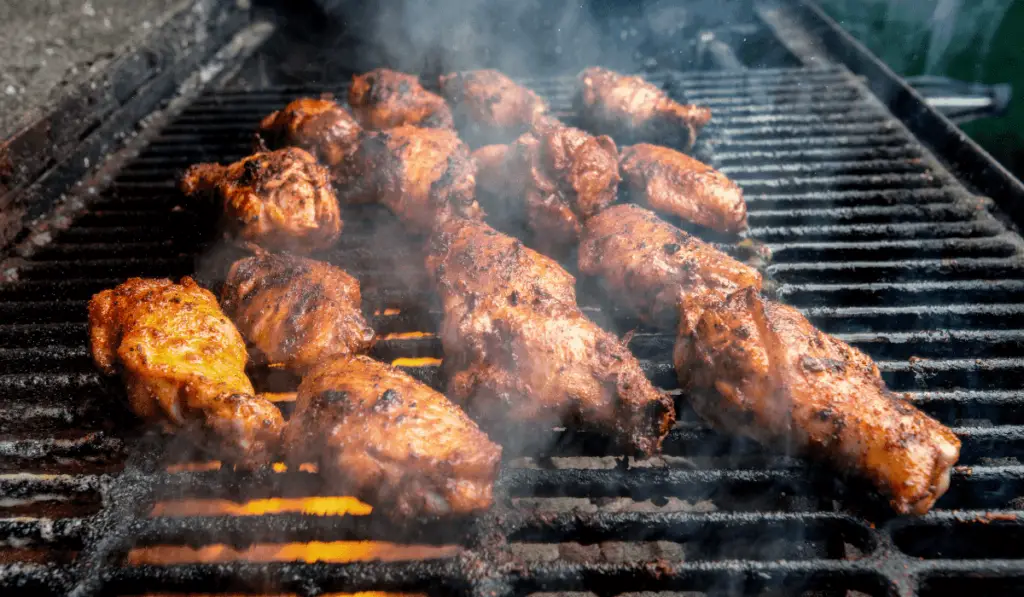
[261,392,298,403]
[380,331,436,340]
[373,308,402,316]
[390,357,442,367]
[150,496,372,517]
[127,541,459,565]
[165,461,222,473]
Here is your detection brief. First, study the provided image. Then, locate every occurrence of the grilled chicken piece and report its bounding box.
[439,69,549,144]
[284,355,502,518]
[579,204,762,332]
[620,143,747,235]
[256,98,362,172]
[576,67,711,149]
[427,219,675,456]
[473,119,619,256]
[221,251,375,373]
[88,277,284,466]
[682,287,961,515]
[341,125,482,232]
[181,147,342,254]
[349,68,454,130]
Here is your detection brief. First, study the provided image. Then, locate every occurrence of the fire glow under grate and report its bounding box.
[2,65,1024,597]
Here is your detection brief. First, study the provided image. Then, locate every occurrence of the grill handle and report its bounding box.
[906,75,1012,124]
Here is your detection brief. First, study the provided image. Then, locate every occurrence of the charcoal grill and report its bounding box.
[2,0,1024,596]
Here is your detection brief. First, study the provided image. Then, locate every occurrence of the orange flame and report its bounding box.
[150,496,373,517]
[127,541,459,565]
[390,357,442,367]
[379,331,436,340]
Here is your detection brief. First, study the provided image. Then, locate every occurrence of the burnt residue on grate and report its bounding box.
[0,68,1023,596]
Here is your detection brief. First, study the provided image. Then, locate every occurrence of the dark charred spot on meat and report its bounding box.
[239,159,261,186]
[663,242,681,255]
[398,80,412,95]
[374,388,403,412]
[508,290,519,306]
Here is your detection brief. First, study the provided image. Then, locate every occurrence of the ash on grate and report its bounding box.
[512,540,686,563]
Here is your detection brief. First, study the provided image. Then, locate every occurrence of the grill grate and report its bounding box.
[1,67,1024,596]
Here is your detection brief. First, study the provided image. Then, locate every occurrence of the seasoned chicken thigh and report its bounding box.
[349,68,454,130]
[439,69,549,144]
[576,67,711,148]
[426,218,675,456]
[88,277,284,466]
[256,97,362,171]
[284,355,502,518]
[682,287,961,515]
[221,251,375,373]
[181,147,342,254]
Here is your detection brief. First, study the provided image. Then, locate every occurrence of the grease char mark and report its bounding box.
[663,242,681,255]
[374,388,403,413]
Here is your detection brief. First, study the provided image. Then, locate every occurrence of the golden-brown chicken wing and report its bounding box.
[340,125,482,233]
[579,204,761,332]
[620,143,747,235]
[439,69,549,144]
[88,277,284,466]
[284,355,502,518]
[181,147,342,254]
[256,98,362,171]
[473,119,619,256]
[348,68,454,130]
[426,218,675,456]
[682,287,960,515]
[576,67,711,149]
[220,251,375,373]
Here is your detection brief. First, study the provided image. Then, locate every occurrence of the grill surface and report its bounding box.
[2,67,1024,597]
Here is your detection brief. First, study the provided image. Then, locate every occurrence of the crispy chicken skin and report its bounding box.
[349,68,454,130]
[474,120,619,256]
[681,287,961,515]
[576,67,712,149]
[256,98,362,170]
[579,204,762,332]
[181,147,342,254]
[426,219,675,456]
[221,252,375,373]
[88,277,284,466]
[341,125,483,232]
[620,143,747,235]
[439,69,549,144]
[284,355,502,518]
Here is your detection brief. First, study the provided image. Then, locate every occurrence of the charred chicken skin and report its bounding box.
[681,287,961,515]
[348,68,454,131]
[181,147,342,254]
[620,143,748,235]
[579,204,762,333]
[256,98,362,171]
[221,251,375,373]
[426,218,675,456]
[340,125,483,232]
[88,277,284,466]
[576,67,712,149]
[439,69,549,144]
[284,355,502,518]
[473,119,620,256]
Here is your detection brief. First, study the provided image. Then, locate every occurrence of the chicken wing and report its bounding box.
[284,355,502,518]
[340,125,482,233]
[221,251,375,373]
[472,119,619,256]
[349,68,454,130]
[682,287,960,515]
[578,204,762,332]
[426,218,675,456]
[88,277,284,466]
[620,143,747,235]
[256,98,362,172]
[181,147,342,254]
[439,69,549,144]
[576,67,711,149]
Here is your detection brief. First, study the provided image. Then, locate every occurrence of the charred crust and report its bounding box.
[663,242,681,255]
[374,388,403,412]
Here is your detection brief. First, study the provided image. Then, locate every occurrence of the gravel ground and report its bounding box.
[0,0,172,138]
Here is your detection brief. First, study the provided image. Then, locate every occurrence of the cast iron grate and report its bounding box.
[1,67,1023,597]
